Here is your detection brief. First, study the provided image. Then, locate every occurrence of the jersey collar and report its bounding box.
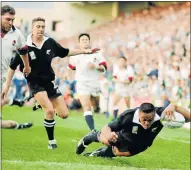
[12,25,16,31]
[7,26,16,33]
[1,26,16,38]
[132,109,160,125]
[26,33,49,49]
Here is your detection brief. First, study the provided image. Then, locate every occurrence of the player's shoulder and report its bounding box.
[119,108,138,119]
[47,37,54,42]
[45,37,54,43]
[13,26,24,37]
[14,26,21,33]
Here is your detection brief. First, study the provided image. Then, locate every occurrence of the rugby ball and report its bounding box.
[161,112,185,129]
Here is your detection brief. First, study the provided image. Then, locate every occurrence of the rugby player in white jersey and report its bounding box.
[112,57,134,119]
[68,33,107,131]
[1,5,32,129]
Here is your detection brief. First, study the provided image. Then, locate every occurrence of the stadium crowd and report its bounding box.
[10,2,190,112]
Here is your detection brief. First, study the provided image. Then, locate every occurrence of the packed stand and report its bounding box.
[10,2,190,111]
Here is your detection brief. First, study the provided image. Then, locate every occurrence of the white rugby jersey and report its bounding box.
[1,26,27,80]
[113,66,134,90]
[68,51,107,83]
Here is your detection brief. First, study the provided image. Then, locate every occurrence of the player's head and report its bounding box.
[139,103,155,129]
[32,17,45,39]
[119,56,127,68]
[78,33,90,49]
[1,5,16,33]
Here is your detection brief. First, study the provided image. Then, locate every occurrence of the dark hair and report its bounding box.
[139,103,155,114]
[1,5,15,15]
[32,17,45,24]
[119,56,127,61]
[78,33,90,41]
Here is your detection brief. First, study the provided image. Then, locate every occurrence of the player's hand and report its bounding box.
[162,104,176,121]
[23,65,31,77]
[84,48,100,54]
[108,132,118,143]
[1,86,9,100]
[91,48,100,53]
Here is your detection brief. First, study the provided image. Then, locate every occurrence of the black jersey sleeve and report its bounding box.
[108,108,136,131]
[51,38,69,58]
[9,53,23,70]
[155,107,165,116]
[108,118,123,131]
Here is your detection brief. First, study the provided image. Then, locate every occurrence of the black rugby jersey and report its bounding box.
[108,107,165,155]
[10,35,69,85]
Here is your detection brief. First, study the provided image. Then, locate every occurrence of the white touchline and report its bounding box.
[159,136,190,144]
[1,160,142,169]
[1,160,181,170]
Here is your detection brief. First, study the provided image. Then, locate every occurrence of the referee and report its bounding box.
[2,17,99,149]
[76,103,190,157]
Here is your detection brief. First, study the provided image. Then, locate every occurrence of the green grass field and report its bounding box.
[1,106,190,170]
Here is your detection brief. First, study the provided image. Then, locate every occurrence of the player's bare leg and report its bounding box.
[1,84,32,130]
[1,98,8,107]
[90,96,100,113]
[1,120,33,129]
[124,96,131,109]
[112,146,131,157]
[50,96,68,119]
[111,92,121,119]
[34,91,57,149]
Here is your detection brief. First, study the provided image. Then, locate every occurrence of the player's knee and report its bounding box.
[46,109,54,119]
[60,113,68,119]
[2,120,17,128]
[57,107,69,119]
[10,121,17,128]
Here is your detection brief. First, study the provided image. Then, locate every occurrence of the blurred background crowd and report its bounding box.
[8,2,190,114]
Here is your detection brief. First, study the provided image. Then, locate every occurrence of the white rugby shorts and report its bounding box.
[77,81,101,97]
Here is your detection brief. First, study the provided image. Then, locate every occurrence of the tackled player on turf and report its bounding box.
[76,103,190,158]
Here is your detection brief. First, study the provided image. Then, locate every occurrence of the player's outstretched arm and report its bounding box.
[163,103,190,122]
[2,68,15,100]
[174,104,190,122]
[100,125,118,146]
[67,48,100,56]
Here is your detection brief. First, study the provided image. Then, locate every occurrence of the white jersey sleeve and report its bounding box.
[113,64,119,78]
[97,52,107,70]
[68,55,76,70]
[126,65,135,81]
[16,28,28,55]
